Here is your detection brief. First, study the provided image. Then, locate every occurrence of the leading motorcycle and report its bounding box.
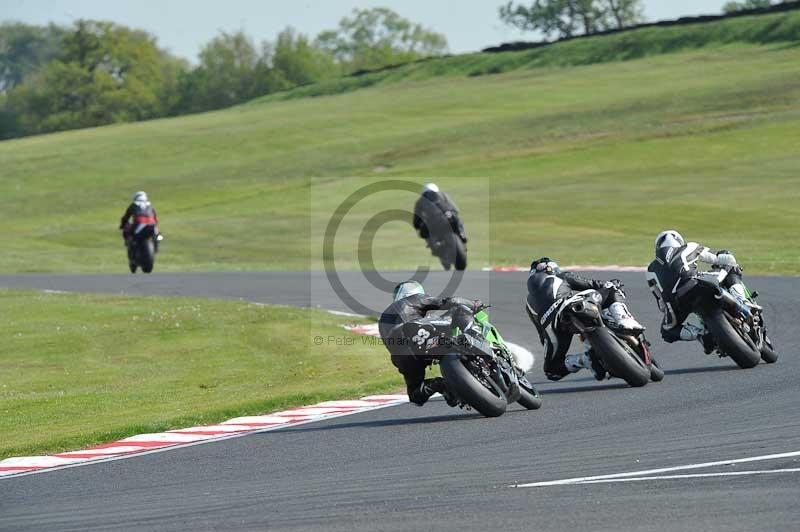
[689,264,777,368]
[127,224,163,274]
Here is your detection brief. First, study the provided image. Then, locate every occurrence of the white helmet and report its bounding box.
[393,281,425,302]
[132,191,148,203]
[421,183,439,194]
[655,230,685,251]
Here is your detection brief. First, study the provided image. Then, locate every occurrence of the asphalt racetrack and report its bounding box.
[1,271,799,531]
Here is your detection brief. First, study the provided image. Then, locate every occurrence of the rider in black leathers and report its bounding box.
[526,258,643,381]
[413,183,467,244]
[379,281,480,406]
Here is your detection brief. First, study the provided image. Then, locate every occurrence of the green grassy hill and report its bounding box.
[2,11,799,274]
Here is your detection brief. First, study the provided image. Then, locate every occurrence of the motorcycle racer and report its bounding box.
[526,258,644,381]
[119,191,160,271]
[378,281,480,406]
[646,230,743,352]
[413,183,467,244]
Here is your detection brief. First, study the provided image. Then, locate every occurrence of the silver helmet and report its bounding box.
[655,230,685,251]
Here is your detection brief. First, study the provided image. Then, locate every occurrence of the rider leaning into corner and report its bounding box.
[378,281,481,407]
[526,257,644,382]
[646,230,745,353]
[413,183,468,244]
[119,191,160,268]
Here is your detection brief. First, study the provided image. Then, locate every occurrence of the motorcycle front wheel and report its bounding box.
[454,236,467,271]
[138,239,155,274]
[516,376,543,410]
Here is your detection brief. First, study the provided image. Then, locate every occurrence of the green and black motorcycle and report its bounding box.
[404,304,542,417]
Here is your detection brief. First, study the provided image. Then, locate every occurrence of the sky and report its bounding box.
[4,0,731,61]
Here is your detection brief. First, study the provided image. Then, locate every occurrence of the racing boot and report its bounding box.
[427,377,459,407]
[583,337,606,381]
[603,302,644,331]
[563,354,587,374]
[680,323,715,354]
[410,378,458,407]
[409,380,437,406]
[565,353,606,381]
[565,341,607,381]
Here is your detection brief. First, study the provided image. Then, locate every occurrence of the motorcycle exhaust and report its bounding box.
[715,289,751,319]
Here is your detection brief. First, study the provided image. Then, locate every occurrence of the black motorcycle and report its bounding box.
[127,225,162,274]
[404,305,541,417]
[529,290,661,387]
[688,265,777,368]
[422,212,467,271]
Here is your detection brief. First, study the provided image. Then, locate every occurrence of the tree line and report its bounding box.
[499,0,797,40]
[3,2,796,139]
[0,8,447,139]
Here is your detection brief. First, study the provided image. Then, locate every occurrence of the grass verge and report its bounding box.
[0,289,401,459]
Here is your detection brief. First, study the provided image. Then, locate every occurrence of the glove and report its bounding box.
[472,299,485,312]
[716,253,737,267]
[594,279,620,290]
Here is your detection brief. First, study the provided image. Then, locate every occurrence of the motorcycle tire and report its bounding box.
[587,328,650,388]
[704,309,760,369]
[649,358,665,382]
[139,239,155,274]
[516,378,543,410]
[440,354,507,418]
[760,344,778,364]
[454,236,467,271]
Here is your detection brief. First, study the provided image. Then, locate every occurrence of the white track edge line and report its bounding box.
[515,450,800,487]
[570,468,800,485]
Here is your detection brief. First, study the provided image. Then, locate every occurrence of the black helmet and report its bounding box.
[530,257,560,274]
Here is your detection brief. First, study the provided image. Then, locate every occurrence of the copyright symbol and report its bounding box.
[313,336,324,346]
[322,179,464,316]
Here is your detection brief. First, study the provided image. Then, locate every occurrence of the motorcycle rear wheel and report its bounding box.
[588,328,650,388]
[440,354,507,417]
[704,309,760,369]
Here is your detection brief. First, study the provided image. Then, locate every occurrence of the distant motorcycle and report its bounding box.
[529,290,662,387]
[404,304,541,417]
[127,225,163,274]
[425,211,467,271]
[689,265,777,368]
